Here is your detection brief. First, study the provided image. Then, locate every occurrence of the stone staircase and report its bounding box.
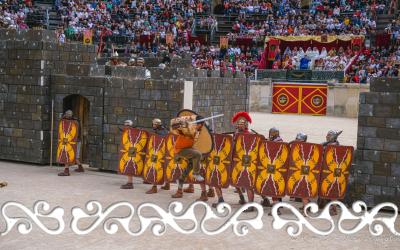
[376,13,397,31]
[29,0,62,30]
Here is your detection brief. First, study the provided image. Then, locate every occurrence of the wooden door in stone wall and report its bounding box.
[63,94,90,163]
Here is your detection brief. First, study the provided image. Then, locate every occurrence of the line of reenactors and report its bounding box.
[57,110,346,215]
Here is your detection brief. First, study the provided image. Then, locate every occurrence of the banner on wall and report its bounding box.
[267,38,280,61]
[83,29,93,45]
[220,36,229,48]
[166,33,174,46]
[272,82,327,115]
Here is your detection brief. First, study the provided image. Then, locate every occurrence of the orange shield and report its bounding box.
[118,127,148,176]
[143,133,166,185]
[231,133,263,189]
[56,119,79,164]
[206,134,233,188]
[320,145,354,199]
[256,140,290,197]
[286,142,323,198]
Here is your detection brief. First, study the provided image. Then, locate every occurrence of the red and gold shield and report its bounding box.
[256,140,290,197]
[143,132,166,185]
[164,133,189,183]
[231,133,262,189]
[319,145,354,200]
[206,134,233,188]
[118,127,148,177]
[286,142,323,198]
[57,119,79,164]
[186,154,208,184]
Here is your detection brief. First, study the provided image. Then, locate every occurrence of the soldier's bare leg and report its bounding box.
[207,186,215,197]
[183,183,194,193]
[197,183,208,201]
[212,187,225,208]
[58,163,71,176]
[146,184,157,194]
[121,175,133,189]
[243,189,255,212]
[237,187,246,204]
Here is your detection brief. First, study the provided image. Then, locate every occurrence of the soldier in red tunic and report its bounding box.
[212,112,251,208]
[58,110,84,176]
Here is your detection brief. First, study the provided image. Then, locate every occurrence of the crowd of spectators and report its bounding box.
[0,0,33,30]
[0,0,399,81]
[345,45,400,83]
[274,46,355,71]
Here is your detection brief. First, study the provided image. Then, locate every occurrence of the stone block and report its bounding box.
[390,163,400,177]
[358,104,373,116]
[373,105,393,117]
[383,139,400,151]
[366,185,381,195]
[364,137,384,150]
[369,175,387,186]
[364,92,379,104]
[386,118,400,129]
[373,162,391,176]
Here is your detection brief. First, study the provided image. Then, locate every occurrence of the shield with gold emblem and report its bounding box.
[206,134,233,188]
[286,142,323,198]
[57,119,79,164]
[256,140,290,197]
[143,132,166,185]
[320,145,354,200]
[231,133,263,189]
[164,133,189,183]
[118,127,149,176]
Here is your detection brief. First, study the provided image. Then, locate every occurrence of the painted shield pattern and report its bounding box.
[205,134,233,188]
[164,133,189,183]
[143,132,166,185]
[118,128,148,177]
[286,142,323,198]
[57,119,79,164]
[231,133,262,189]
[256,140,290,197]
[320,145,354,199]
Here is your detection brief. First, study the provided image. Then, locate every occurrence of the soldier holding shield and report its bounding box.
[57,110,84,176]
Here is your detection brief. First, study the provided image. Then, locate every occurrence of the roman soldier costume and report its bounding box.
[146,118,169,194]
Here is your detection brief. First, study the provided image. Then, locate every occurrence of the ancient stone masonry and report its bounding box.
[0,29,96,164]
[0,29,248,171]
[352,78,400,207]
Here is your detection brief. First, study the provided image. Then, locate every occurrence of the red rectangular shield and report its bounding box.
[143,132,166,185]
[286,142,323,198]
[231,133,263,189]
[256,140,290,197]
[205,134,233,188]
[118,128,149,177]
[164,134,189,183]
[319,145,354,200]
[57,119,79,164]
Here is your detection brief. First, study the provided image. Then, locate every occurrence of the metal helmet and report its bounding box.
[326,130,336,142]
[295,132,307,142]
[269,127,279,139]
[124,120,133,127]
[65,110,73,118]
[152,118,162,126]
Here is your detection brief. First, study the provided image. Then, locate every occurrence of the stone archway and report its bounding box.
[62,94,90,163]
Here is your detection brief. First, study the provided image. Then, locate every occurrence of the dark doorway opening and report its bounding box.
[62,94,90,163]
